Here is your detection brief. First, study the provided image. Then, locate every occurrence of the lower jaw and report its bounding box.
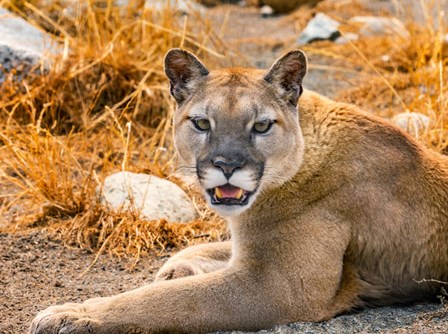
[205,192,260,218]
[208,202,250,217]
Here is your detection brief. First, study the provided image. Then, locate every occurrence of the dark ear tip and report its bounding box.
[164,48,209,76]
[287,49,307,64]
[164,48,189,64]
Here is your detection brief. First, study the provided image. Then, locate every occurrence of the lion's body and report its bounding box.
[30,51,448,334]
[253,90,448,309]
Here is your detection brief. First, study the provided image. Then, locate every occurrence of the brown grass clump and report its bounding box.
[0,122,226,258]
[2,0,447,263]
[0,0,228,260]
[2,0,227,131]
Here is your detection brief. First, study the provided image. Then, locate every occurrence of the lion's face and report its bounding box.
[165,50,307,217]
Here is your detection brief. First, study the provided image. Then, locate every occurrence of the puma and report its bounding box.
[29,49,448,334]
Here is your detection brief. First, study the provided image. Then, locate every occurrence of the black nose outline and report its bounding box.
[213,157,246,179]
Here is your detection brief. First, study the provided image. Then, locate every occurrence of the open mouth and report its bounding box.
[207,184,253,206]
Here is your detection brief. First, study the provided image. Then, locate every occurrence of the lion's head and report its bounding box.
[165,49,307,217]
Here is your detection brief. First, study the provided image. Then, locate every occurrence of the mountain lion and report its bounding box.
[30,49,448,333]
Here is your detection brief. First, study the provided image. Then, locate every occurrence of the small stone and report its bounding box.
[99,171,198,223]
[260,5,274,18]
[297,13,340,45]
[381,54,391,62]
[143,0,205,15]
[349,16,410,39]
[391,112,430,137]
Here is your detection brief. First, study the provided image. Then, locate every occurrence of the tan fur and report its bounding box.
[30,50,448,334]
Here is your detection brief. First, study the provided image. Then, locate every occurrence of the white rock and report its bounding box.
[144,0,204,14]
[349,16,410,39]
[115,0,205,15]
[297,13,340,45]
[334,32,359,44]
[100,171,198,223]
[381,54,391,62]
[260,5,274,18]
[0,8,59,81]
[392,112,430,137]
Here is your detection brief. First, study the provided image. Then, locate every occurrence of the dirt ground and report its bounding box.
[1,1,447,333]
[1,231,447,334]
[0,231,164,334]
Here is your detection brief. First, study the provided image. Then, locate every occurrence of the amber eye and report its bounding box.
[253,120,273,134]
[191,118,211,132]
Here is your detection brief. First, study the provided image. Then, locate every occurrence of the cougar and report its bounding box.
[29,49,448,334]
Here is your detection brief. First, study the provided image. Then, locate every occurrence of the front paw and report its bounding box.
[29,302,102,334]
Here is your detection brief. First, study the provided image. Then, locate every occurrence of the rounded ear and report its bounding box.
[263,50,307,107]
[164,48,209,104]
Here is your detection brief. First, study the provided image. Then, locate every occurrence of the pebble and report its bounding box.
[297,13,340,45]
[260,5,275,18]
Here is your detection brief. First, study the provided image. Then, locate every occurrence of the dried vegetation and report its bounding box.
[0,0,227,260]
[0,0,447,261]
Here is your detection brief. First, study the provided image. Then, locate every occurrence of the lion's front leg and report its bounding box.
[155,241,231,281]
[29,269,292,334]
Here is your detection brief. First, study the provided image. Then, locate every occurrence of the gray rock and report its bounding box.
[349,16,410,38]
[392,112,430,137]
[297,13,340,45]
[0,8,59,82]
[99,171,198,223]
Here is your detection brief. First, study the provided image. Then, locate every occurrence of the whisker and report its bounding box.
[174,165,197,170]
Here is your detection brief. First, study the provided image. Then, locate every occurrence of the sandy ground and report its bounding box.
[0,232,165,334]
[1,1,447,333]
[1,232,447,334]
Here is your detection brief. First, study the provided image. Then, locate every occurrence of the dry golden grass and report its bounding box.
[0,0,227,260]
[0,0,446,263]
